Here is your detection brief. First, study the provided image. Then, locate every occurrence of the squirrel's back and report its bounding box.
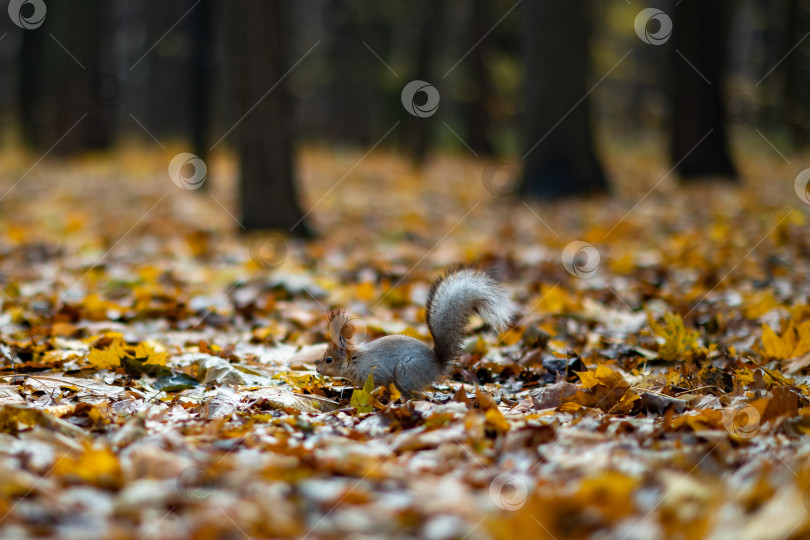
[426,266,515,366]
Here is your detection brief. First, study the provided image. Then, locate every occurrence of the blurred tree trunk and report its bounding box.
[405,0,444,164]
[18,0,115,153]
[782,0,810,147]
[520,0,607,199]
[467,0,494,156]
[670,0,737,180]
[225,0,309,235]
[190,0,213,190]
[323,2,392,148]
[190,0,213,156]
[144,0,194,140]
[18,25,44,148]
[326,22,375,146]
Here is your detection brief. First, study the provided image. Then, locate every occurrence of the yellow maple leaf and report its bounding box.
[81,294,118,321]
[577,364,625,390]
[356,281,375,301]
[789,321,810,357]
[760,320,810,360]
[648,312,700,361]
[577,471,638,519]
[132,342,167,366]
[53,446,122,488]
[558,401,584,413]
[617,388,640,413]
[83,331,125,345]
[670,409,724,431]
[534,286,578,315]
[350,371,375,413]
[87,341,125,369]
[608,252,635,275]
[469,336,488,356]
[498,326,524,346]
[735,369,755,387]
[279,371,314,387]
[742,290,780,319]
[761,323,792,359]
[387,383,402,402]
[401,326,428,340]
[485,407,510,434]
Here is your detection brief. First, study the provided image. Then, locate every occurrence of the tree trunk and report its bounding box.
[326,21,374,147]
[782,0,810,148]
[144,0,194,140]
[404,0,444,165]
[191,0,213,156]
[225,0,309,235]
[467,0,494,156]
[190,0,213,189]
[18,0,116,153]
[520,0,607,199]
[670,0,737,180]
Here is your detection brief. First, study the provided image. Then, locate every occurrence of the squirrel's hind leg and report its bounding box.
[393,356,442,397]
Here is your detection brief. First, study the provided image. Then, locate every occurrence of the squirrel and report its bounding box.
[315,266,516,397]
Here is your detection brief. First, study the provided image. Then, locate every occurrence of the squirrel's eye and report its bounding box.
[325,357,333,364]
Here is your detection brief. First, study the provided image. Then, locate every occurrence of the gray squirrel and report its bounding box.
[315,266,516,397]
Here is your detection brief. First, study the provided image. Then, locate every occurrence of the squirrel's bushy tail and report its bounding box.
[425,266,516,367]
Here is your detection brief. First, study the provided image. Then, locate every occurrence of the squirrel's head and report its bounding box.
[316,308,365,378]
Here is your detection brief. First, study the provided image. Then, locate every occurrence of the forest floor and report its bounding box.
[0,137,809,539]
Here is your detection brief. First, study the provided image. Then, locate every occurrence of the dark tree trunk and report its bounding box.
[225,0,309,235]
[782,0,810,148]
[85,2,117,149]
[467,0,494,156]
[404,0,444,165]
[144,0,194,140]
[190,0,213,189]
[191,0,213,156]
[18,0,116,153]
[520,0,607,200]
[670,0,737,180]
[326,25,373,146]
[18,23,45,148]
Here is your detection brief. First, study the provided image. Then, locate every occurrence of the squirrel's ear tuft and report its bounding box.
[328,307,348,323]
[328,308,355,351]
[328,307,367,352]
[328,308,352,335]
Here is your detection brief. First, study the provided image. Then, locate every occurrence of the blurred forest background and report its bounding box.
[5,4,810,539]
[0,0,808,230]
